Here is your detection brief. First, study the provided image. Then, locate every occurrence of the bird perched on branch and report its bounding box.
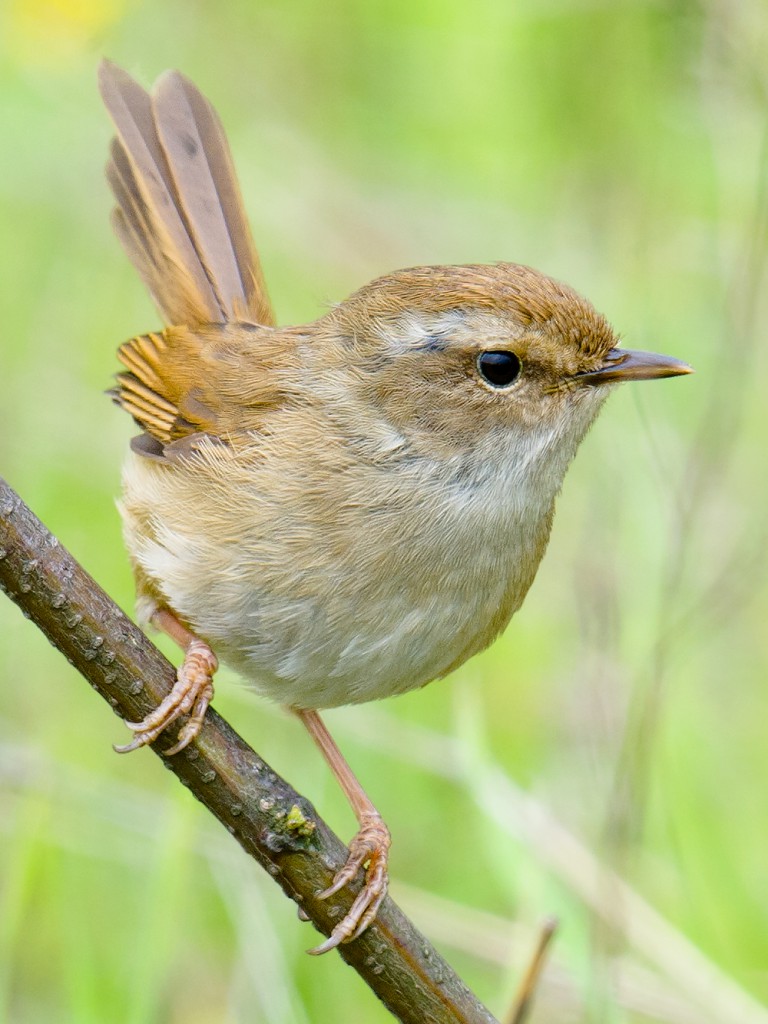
[99,59,691,954]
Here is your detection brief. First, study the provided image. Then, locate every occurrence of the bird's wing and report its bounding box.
[112,322,297,461]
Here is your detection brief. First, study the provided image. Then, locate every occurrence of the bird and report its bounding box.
[98,59,692,955]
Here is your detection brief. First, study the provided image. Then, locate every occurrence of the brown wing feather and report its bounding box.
[113,374,178,440]
[113,323,295,449]
[99,60,275,328]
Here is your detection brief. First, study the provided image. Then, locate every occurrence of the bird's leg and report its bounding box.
[115,606,217,756]
[295,708,391,955]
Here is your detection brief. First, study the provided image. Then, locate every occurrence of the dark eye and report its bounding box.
[477,350,522,388]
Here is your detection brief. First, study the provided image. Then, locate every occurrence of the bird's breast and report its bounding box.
[120,423,557,710]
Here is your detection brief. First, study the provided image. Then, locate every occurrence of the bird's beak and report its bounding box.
[578,347,694,386]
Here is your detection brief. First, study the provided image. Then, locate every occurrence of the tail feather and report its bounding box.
[99,59,274,327]
[107,139,213,322]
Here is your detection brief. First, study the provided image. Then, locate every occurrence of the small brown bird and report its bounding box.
[99,60,691,954]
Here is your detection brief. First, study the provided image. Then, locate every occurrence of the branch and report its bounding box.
[0,476,498,1024]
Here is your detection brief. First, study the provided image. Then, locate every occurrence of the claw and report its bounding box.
[163,725,199,757]
[308,812,391,954]
[113,736,147,754]
[116,639,216,755]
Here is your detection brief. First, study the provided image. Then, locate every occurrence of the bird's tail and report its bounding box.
[99,59,274,328]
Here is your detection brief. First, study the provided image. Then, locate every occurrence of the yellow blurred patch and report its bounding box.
[8,0,128,67]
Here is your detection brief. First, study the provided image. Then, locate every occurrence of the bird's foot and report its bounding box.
[115,639,217,755]
[309,811,391,954]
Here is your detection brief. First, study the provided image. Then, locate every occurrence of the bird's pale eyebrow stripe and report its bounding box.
[374,309,467,354]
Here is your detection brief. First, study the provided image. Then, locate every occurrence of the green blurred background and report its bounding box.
[1,1,767,1021]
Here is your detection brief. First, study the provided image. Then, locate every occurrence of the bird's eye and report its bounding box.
[477,351,522,388]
